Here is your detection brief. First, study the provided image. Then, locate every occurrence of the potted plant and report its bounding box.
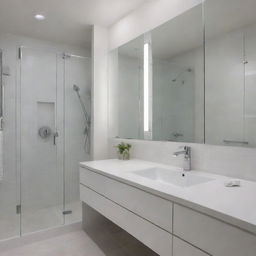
[116,142,132,160]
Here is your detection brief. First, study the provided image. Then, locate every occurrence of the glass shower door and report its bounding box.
[63,55,91,224]
[244,27,256,147]
[20,47,64,234]
[0,49,20,241]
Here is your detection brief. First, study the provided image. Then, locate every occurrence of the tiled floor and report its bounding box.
[0,222,158,256]
[0,201,82,241]
[0,230,112,256]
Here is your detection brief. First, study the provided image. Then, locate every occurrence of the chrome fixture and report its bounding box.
[38,126,52,139]
[172,68,192,82]
[173,146,191,171]
[73,84,90,153]
[73,84,90,123]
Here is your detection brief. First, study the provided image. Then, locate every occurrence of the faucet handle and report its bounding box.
[178,145,188,150]
[184,146,191,157]
[179,145,191,156]
[173,146,191,171]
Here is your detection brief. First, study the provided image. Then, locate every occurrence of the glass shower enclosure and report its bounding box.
[0,46,91,240]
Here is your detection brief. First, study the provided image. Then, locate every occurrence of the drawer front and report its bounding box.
[80,167,173,232]
[80,184,172,256]
[80,167,106,195]
[174,204,256,256]
[173,237,209,256]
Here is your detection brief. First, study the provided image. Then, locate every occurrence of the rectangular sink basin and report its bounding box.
[133,167,214,188]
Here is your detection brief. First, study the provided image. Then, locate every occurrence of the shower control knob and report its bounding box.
[38,126,52,139]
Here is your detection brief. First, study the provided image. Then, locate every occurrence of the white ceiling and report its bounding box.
[0,0,150,48]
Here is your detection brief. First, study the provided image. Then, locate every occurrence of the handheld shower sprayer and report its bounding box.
[73,84,80,92]
[73,84,90,154]
[73,84,89,121]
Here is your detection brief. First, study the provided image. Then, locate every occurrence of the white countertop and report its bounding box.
[80,159,256,235]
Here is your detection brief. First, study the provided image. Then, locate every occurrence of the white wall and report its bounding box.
[109,0,202,50]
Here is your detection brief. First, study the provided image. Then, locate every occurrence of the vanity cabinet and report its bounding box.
[80,167,256,256]
[80,167,173,232]
[173,204,256,256]
[80,183,172,256]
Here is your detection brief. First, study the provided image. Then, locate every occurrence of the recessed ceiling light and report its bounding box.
[34,14,46,20]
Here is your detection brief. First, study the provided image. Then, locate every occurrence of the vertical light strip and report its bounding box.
[144,43,149,132]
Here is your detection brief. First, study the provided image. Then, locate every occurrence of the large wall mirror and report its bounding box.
[109,0,256,148]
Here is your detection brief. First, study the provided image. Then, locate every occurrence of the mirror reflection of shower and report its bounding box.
[73,84,90,153]
[171,68,192,84]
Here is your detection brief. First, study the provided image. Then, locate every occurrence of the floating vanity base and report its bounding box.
[80,160,256,256]
[81,185,172,256]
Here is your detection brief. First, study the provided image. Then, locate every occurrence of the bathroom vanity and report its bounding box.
[80,159,256,256]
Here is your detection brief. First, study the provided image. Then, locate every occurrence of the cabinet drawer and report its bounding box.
[173,237,209,256]
[80,167,106,194]
[80,167,173,232]
[80,184,172,256]
[173,204,256,256]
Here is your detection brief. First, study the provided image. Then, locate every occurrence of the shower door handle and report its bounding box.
[53,132,59,145]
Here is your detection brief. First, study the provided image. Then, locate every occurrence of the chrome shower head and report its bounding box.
[73,84,80,92]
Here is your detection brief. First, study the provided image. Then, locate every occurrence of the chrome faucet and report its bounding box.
[173,146,191,171]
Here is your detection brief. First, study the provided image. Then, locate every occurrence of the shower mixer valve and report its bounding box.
[38,126,52,139]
